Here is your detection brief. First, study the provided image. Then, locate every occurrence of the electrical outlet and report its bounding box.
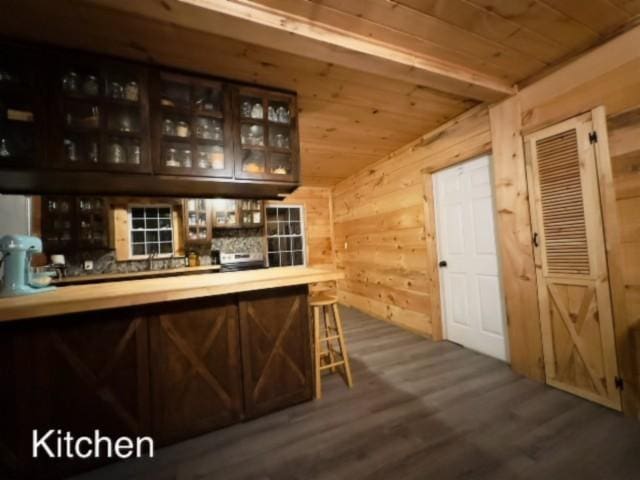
[83,260,94,271]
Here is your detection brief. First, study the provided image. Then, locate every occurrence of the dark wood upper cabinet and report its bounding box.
[0,41,300,198]
[0,42,46,169]
[48,53,152,174]
[42,195,110,252]
[151,72,234,178]
[233,86,299,183]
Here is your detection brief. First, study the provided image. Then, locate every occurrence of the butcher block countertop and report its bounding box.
[0,267,344,322]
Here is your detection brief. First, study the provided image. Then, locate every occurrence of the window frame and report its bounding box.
[127,204,175,259]
[265,204,306,268]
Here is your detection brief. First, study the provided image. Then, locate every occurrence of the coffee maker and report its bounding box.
[0,235,56,297]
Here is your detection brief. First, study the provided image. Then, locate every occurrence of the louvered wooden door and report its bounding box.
[525,113,621,410]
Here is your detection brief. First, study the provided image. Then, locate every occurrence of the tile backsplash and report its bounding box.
[62,245,211,277]
[59,228,263,277]
[211,227,264,254]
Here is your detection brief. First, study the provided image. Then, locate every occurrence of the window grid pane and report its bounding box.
[130,205,174,258]
[266,206,305,267]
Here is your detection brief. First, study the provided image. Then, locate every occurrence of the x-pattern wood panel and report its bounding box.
[247,298,305,401]
[159,315,232,409]
[50,318,142,434]
[548,284,606,397]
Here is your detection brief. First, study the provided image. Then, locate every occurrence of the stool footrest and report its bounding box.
[320,361,345,371]
[320,335,340,341]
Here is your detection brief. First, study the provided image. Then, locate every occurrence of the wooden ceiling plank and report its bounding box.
[394,0,569,64]
[167,0,515,101]
[466,0,600,50]
[539,0,632,34]
[604,0,640,16]
[301,0,545,80]
[251,0,522,81]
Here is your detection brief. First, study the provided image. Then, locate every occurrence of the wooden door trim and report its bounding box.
[592,106,637,416]
[421,171,443,341]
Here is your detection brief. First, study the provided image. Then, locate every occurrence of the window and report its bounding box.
[266,205,305,267]
[129,205,174,258]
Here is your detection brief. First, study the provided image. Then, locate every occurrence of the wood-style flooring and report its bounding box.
[75,306,640,480]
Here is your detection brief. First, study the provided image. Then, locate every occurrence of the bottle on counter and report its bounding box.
[188,251,199,267]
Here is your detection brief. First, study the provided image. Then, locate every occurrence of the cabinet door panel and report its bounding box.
[148,297,243,444]
[28,308,149,478]
[239,286,312,418]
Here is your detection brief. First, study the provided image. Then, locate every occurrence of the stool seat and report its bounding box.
[309,293,338,306]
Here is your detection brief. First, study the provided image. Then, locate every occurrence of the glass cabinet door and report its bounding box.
[235,87,297,183]
[240,199,263,227]
[0,43,43,169]
[42,196,75,253]
[153,72,233,178]
[183,198,212,243]
[76,197,109,249]
[211,199,239,228]
[51,54,151,173]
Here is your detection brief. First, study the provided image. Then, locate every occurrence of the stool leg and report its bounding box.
[322,305,337,373]
[332,303,353,388]
[313,305,322,399]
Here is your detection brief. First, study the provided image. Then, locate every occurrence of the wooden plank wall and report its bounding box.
[607,107,640,413]
[332,25,640,412]
[489,24,640,415]
[268,187,335,267]
[332,106,491,337]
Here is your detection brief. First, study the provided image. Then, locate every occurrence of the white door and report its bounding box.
[433,155,508,361]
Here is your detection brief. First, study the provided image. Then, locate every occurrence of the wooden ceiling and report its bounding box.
[1,0,638,186]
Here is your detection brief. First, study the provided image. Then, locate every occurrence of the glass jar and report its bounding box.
[196,118,213,139]
[119,114,132,132]
[176,121,190,138]
[241,101,252,118]
[163,118,175,136]
[128,144,141,165]
[268,105,277,122]
[0,138,10,158]
[62,71,79,93]
[276,106,289,123]
[165,148,179,167]
[197,151,211,169]
[83,75,99,96]
[181,149,192,168]
[212,123,223,141]
[109,142,125,164]
[251,102,263,119]
[124,81,139,102]
[63,138,77,162]
[110,81,124,99]
[211,145,224,169]
[88,141,99,163]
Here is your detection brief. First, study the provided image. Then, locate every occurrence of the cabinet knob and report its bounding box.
[438,260,447,268]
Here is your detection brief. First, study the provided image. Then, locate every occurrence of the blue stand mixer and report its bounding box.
[0,235,56,297]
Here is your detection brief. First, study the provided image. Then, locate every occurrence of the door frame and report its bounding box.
[423,154,510,362]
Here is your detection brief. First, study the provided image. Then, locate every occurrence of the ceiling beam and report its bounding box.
[86,0,515,102]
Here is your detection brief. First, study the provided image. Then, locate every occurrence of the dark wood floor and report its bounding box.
[75,306,640,480]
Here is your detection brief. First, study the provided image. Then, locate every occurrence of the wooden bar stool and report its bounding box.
[310,292,353,399]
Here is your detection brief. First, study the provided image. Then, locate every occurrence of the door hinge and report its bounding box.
[615,376,624,391]
[589,131,598,144]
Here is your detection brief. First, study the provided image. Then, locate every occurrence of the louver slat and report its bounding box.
[535,129,590,276]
